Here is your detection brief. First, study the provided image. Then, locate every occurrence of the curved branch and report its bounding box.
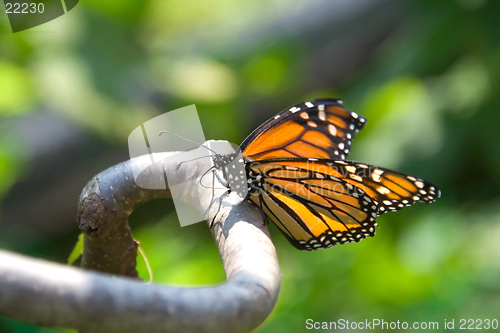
[77,152,173,277]
[0,142,281,332]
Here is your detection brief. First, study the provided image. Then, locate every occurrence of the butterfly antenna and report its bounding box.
[159,130,230,190]
[159,130,221,157]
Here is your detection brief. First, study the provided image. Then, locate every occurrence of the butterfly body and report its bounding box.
[213,98,440,251]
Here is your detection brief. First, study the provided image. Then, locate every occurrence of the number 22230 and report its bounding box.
[5,3,45,14]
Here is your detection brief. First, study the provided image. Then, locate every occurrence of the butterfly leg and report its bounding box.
[209,168,216,216]
[208,188,231,229]
[207,169,232,229]
[199,166,222,222]
[258,190,267,228]
[206,169,218,228]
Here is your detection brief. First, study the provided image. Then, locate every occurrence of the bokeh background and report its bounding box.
[1,0,500,332]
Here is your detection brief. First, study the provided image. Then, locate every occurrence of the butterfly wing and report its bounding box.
[323,160,441,213]
[246,158,440,251]
[240,99,366,161]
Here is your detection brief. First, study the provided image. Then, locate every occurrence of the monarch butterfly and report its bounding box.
[215,98,441,251]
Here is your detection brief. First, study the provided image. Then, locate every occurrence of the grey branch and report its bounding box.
[0,142,281,333]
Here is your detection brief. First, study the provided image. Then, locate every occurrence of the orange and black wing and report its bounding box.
[246,158,440,251]
[240,99,366,161]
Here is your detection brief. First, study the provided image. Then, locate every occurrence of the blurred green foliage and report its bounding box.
[1,0,500,332]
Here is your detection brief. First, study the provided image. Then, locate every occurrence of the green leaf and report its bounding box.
[67,233,84,265]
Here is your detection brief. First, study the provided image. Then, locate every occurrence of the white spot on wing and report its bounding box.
[318,110,326,121]
[377,187,390,194]
[305,101,314,108]
[328,124,337,136]
[290,106,300,113]
[350,174,362,182]
[345,166,356,173]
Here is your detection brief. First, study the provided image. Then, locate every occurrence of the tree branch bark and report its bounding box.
[0,142,281,332]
